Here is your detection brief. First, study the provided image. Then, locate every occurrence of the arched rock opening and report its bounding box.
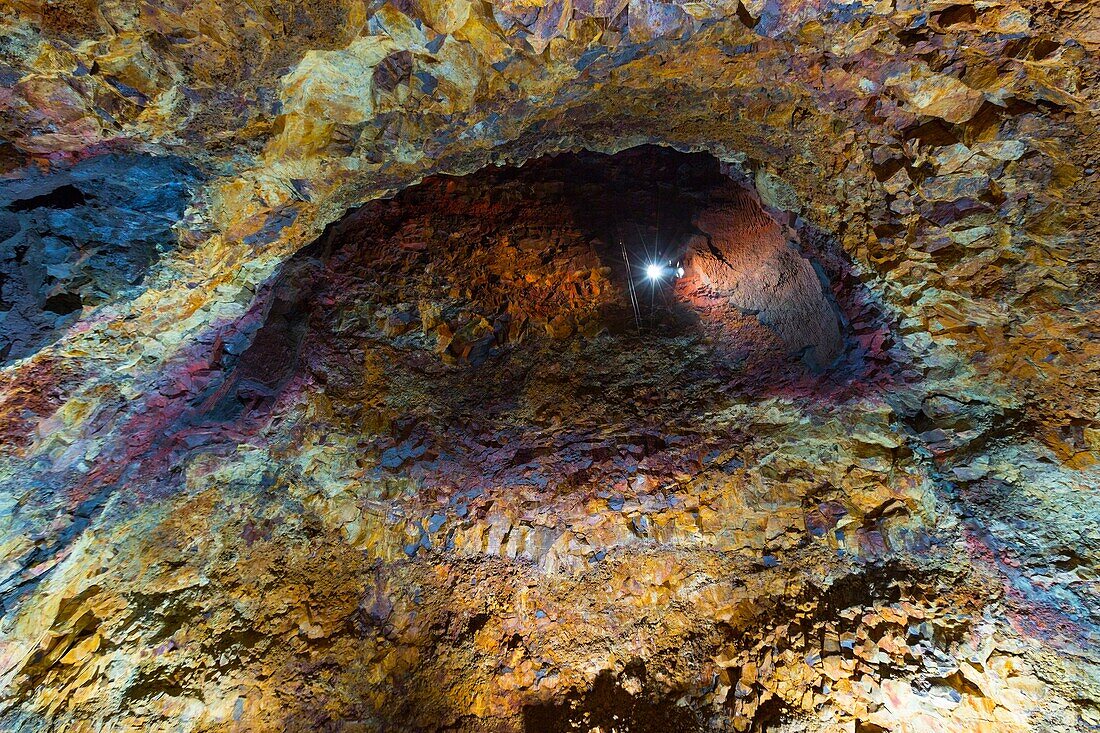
[206,148,895,503]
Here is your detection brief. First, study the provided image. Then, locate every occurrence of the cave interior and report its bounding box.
[0,1,1099,732]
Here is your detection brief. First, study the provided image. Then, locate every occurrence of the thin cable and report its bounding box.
[620,235,641,330]
[653,180,660,319]
[654,177,661,254]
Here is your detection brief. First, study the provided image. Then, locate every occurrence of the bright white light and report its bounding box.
[645,263,664,281]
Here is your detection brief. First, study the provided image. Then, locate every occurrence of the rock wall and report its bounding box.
[0,0,1099,730]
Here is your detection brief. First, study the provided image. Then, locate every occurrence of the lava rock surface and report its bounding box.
[0,0,1099,731]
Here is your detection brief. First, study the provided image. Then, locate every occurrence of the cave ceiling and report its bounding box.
[1,0,1099,731]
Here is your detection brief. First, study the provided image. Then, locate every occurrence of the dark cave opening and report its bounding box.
[168,146,900,509]
[231,146,881,403]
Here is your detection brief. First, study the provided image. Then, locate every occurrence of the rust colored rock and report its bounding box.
[686,181,844,368]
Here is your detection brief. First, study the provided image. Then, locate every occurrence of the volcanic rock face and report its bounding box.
[1,0,1100,732]
[0,153,199,363]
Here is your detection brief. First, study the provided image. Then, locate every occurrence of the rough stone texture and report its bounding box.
[0,153,199,363]
[686,179,845,368]
[0,0,1099,730]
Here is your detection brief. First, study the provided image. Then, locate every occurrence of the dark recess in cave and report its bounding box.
[523,666,702,733]
[139,146,902,524]
[220,146,881,418]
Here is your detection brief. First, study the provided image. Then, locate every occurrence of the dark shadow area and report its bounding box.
[524,666,702,732]
[144,147,901,506]
[7,183,88,212]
